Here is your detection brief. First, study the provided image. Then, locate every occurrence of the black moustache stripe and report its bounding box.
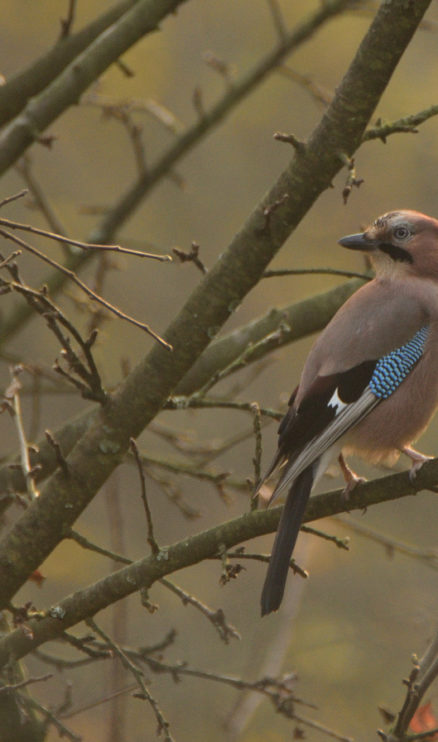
[378,242,413,264]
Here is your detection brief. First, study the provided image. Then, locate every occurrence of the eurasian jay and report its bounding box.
[260,210,438,616]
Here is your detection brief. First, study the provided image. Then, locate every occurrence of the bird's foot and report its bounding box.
[338,453,366,503]
[402,446,433,484]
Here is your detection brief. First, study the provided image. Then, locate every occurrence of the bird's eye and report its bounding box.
[393,225,410,240]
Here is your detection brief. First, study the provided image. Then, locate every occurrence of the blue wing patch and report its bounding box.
[369,326,429,400]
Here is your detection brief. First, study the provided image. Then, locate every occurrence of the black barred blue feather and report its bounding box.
[370,326,429,399]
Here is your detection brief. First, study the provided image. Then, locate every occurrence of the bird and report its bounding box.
[259,209,438,616]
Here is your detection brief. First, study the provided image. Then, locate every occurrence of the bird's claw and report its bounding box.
[402,446,432,484]
[342,474,367,508]
[338,453,366,504]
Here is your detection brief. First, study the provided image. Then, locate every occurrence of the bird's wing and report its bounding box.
[261,324,429,503]
[298,279,427,389]
[267,365,379,503]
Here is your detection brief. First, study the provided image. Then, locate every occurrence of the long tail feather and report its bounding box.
[261,464,315,616]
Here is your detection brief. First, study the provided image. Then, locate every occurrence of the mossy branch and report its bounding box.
[1,457,437,669]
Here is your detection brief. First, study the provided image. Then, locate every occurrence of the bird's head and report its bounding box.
[339,211,438,279]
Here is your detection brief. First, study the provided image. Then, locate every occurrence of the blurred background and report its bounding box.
[1,1,438,740]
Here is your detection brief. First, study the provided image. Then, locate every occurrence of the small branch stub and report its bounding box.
[173,242,207,274]
[273,131,306,153]
[338,153,364,204]
[259,193,289,234]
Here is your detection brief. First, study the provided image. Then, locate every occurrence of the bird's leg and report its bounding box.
[338,453,366,500]
[402,446,433,483]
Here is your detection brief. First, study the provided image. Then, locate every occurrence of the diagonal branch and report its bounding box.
[1,457,438,669]
[0,1,133,128]
[0,0,349,344]
[0,0,191,176]
[176,277,365,395]
[89,0,350,243]
[0,278,365,501]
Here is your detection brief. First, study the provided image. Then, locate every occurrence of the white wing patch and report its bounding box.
[328,388,347,415]
[268,388,379,504]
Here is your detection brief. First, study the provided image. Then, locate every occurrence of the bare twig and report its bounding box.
[0,189,28,210]
[335,515,438,568]
[338,153,364,204]
[137,450,234,488]
[90,0,349,244]
[0,672,52,693]
[217,549,309,580]
[0,250,21,270]
[3,456,438,671]
[0,269,107,403]
[144,466,201,519]
[18,692,81,742]
[389,626,438,740]
[116,58,135,77]
[130,439,160,555]
[263,267,370,281]
[4,366,39,500]
[0,0,348,348]
[276,66,333,107]
[86,618,174,742]
[0,228,172,349]
[300,524,350,550]
[293,711,353,742]
[105,473,129,742]
[172,242,207,274]
[0,215,172,261]
[160,577,240,643]
[203,50,233,86]
[165,396,281,420]
[0,0,193,176]
[138,653,350,741]
[363,104,438,143]
[45,430,69,477]
[82,92,183,134]
[273,131,306,153]
[68,529,131,565]
[407,728,438,741]
[100,104,147,176]
[250,402,262,509]
[185,321,293,399]
[60,0,77,38]
[266,0,287,41]
[16,156,68,237]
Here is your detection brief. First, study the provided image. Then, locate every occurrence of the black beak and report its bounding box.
[338,232,377,251]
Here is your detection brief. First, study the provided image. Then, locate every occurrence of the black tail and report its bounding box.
[261,465,315,616]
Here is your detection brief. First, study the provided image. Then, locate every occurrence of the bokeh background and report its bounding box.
[1,1,438,740]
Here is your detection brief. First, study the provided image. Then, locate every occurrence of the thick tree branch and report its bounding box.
[0,0,348,344]
[89,0,349,243]
[176,277,365,395]
[0,0,431,609]
[0,0,190,176]
[0,458,437,669]
[0,277,364,501]
[0,1,133,128]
